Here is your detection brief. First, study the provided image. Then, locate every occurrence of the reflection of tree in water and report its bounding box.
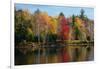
[86,46,93,61]
[15,48,27,65]
[73,48,81,61]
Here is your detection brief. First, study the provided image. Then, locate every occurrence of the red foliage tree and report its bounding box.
[60,16,70,40]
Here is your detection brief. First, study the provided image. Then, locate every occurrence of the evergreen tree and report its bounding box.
[80,9,85,20]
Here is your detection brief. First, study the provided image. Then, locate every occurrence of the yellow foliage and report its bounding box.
[27,28,33,35]
[75,17,83,28]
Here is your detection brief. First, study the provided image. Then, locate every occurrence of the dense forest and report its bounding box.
[15,8,94,45]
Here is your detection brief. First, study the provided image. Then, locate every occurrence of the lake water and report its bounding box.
[15,43,94,65]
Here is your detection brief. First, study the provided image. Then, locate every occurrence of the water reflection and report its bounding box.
[15,42,94,65]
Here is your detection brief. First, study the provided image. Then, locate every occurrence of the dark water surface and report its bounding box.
[15,43,94,65]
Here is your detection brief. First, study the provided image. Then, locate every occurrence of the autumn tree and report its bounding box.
[15,9,34,44]
[58,12,70,40]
